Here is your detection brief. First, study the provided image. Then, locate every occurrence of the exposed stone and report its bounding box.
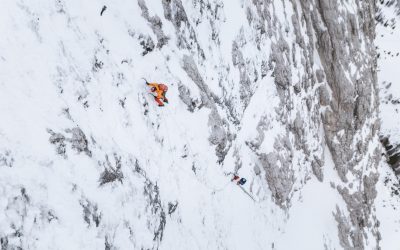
[144,180,166,244]
[162,0,205,59]
[380,136,400,175]
[47,128,66,157]
[182,55,230,162]
[334,206,353,249]
[80,199,102,227]
[138,0,169,48]
[99,154,123,186]
[138,34,155,56]
[318,84,330,106]
[66,127,92,157]
[0,150,14,168]
[178,83,198,112]
[311,156,324,182]
[257,136,295,209]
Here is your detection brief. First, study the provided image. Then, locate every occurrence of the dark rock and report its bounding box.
[138,0,169,48]
[0,150,14,168]
[168,201,178,215]
[138,34,155,56]
[47,129,66,157]
[80,199,102,227]
[66,127,92,157]
[99,154,123,186]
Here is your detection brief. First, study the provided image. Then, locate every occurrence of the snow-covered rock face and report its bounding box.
[375,0,400,248]
[0,0,386,249]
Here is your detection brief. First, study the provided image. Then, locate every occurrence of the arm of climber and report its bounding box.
[147,82,158,88]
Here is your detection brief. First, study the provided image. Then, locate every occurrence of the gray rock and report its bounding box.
[208,109,228,162]
[259,148,295,209]
[270,38,292,94]
[181,55,220,106]
[162,0,205,59]
[177,83,198,112]
[316,69,325,83]
[318,85,330,106]
[48,128,66,157]
[80,198,102,227]
[143,180,166,244]
[168,201,178,215]
[66,127,92,157]
[334,206,353,249]
[311,156,324,182]
[380,136,400,175]
[138,34,155,56]
[247,132,295,209]
[138,0,169,48]
[300,1,380,244]
[181,55,230,161]
[0,150,14,168]
[232,40,253,108]
[99,154,123,186]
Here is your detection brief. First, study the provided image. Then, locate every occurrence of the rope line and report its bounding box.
[143,80,258,203]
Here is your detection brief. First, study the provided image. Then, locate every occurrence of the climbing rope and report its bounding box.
[161,106,236,193]
[144,81,259,203]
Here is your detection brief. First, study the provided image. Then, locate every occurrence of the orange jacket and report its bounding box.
[148,83,167,99]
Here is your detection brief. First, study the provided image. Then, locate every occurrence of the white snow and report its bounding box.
[0,0,394,249]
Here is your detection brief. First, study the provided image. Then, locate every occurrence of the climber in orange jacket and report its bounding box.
[145,80,169,107]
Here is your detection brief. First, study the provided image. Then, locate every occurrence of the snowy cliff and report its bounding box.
[375,0,400,249]
[0,0,395,249]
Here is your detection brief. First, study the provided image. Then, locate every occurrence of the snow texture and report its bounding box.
[0,0,396,249]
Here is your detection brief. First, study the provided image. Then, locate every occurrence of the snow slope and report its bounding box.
[375,0,400,249]
[0,0,386,249]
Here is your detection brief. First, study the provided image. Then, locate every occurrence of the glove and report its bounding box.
[164,98,168,104]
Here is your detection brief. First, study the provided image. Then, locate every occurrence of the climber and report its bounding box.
[238,178,247,185]
[145,80,169,107]
[231,175,247,186]
[231,175,240,182]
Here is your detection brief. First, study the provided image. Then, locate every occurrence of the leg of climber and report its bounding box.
[154,96,164,107]
[159,84,168,104]
[163,93,168,104]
